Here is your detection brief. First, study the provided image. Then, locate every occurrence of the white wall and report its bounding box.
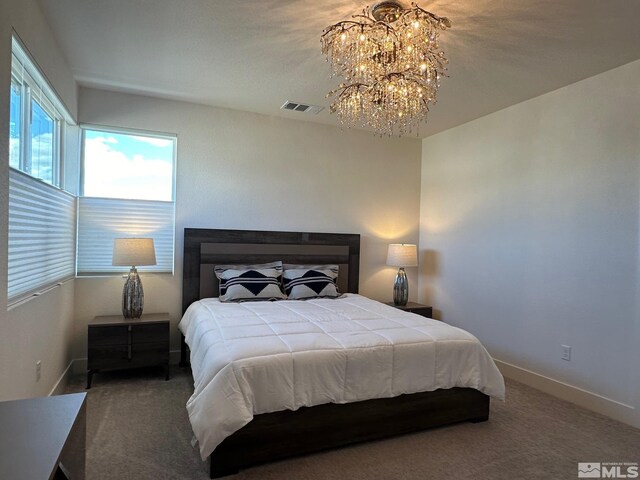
[74,87,422,359]
[420,60,640,427]
[0,0,78,400]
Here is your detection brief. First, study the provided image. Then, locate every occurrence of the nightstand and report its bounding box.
[87,313,170,388]
[387,302,434,319]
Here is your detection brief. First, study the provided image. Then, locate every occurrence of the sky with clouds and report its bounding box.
[83,130,175,201]
[10,88,55,185]
[10,85,175,199]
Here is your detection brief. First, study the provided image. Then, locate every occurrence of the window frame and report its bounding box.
[77,124,177,277]
[7,34,77,308]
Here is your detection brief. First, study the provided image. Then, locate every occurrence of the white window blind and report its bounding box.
[77,197,175,275]
[8,169,77,305]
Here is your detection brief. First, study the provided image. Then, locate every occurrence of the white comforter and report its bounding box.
[179,294,505,460]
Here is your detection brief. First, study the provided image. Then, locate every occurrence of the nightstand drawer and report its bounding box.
[131,342,170,366]
[88,325,128,346]
[88,345,129,369]
[131,323,169,344]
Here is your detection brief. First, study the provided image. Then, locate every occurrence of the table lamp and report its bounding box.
[386,243,418,306]
[112,238,156,319]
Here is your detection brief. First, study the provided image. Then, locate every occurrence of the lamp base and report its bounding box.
[122,266,144,319]
[393,267,409,306]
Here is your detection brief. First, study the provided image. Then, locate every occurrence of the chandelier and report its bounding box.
[321,1,451,136]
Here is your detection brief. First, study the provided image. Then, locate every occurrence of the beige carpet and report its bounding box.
[66,368,639,480]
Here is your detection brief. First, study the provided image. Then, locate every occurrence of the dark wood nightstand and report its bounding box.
[87,313,170,388]
[387,302,434,319]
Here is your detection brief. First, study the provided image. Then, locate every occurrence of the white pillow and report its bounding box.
[215,261,286,302]
[283,264,340,300]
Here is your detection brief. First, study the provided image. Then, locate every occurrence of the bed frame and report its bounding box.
[181,228,490,478]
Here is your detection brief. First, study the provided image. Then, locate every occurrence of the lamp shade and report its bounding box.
[386,244,418,267]
[112,238,157,267]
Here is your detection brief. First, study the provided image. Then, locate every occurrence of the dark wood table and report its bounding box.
[0,392,86,479]
[87,313,171,388]
[387,301,434,319]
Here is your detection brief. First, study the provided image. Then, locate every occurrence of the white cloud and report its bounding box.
[9,138,20,168]
[31,132,54,183]
[9,132,55,184]
[131,136,173,148]
[84,136,173,201]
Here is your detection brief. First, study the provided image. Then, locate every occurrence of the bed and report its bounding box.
[179,228,505,478]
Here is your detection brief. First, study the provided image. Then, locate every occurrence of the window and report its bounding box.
[9,78,21,169]
[9,38,65,187]
[77,127,176,275]
[7,36,76,306]
[30,98,56,184]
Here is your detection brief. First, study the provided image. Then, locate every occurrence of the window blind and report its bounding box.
[77,197,175,275]
[8,169,77,305]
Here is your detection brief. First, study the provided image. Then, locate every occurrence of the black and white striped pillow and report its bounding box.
[215,261,286,302]
[283,264,340,300]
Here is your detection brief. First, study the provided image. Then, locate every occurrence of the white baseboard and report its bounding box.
[48,360,74,396]
[494,359,638,428]
[72,358,87,375]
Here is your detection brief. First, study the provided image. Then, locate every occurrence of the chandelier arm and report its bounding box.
[424,53,448,71]
[351,14,377,24]
[351,6,404,30]
[367,28,401,50]
[324,19,398,37]
[333,82,370,100]
[411,3,451,27]
[370,19,402,30]
[321,20,370,37]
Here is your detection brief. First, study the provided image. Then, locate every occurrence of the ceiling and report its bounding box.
[38,0,640,138]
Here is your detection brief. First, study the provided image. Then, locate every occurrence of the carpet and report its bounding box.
[66,367,639,479]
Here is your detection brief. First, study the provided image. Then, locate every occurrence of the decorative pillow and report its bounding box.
[283,264,340,300]
[214,261,286,302]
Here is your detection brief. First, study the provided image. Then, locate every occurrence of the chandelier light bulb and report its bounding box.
[321,1,451,136]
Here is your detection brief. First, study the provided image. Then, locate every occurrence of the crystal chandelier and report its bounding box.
[321,1,451,136]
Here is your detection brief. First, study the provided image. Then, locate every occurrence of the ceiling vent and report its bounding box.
[280,101,324,115]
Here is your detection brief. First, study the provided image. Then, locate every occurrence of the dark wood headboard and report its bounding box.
[181,228,361,315]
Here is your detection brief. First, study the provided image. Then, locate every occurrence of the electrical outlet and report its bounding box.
[36,360,42,381]
[561,345,572,361]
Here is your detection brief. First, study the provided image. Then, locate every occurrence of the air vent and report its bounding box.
[280,101,324,115]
